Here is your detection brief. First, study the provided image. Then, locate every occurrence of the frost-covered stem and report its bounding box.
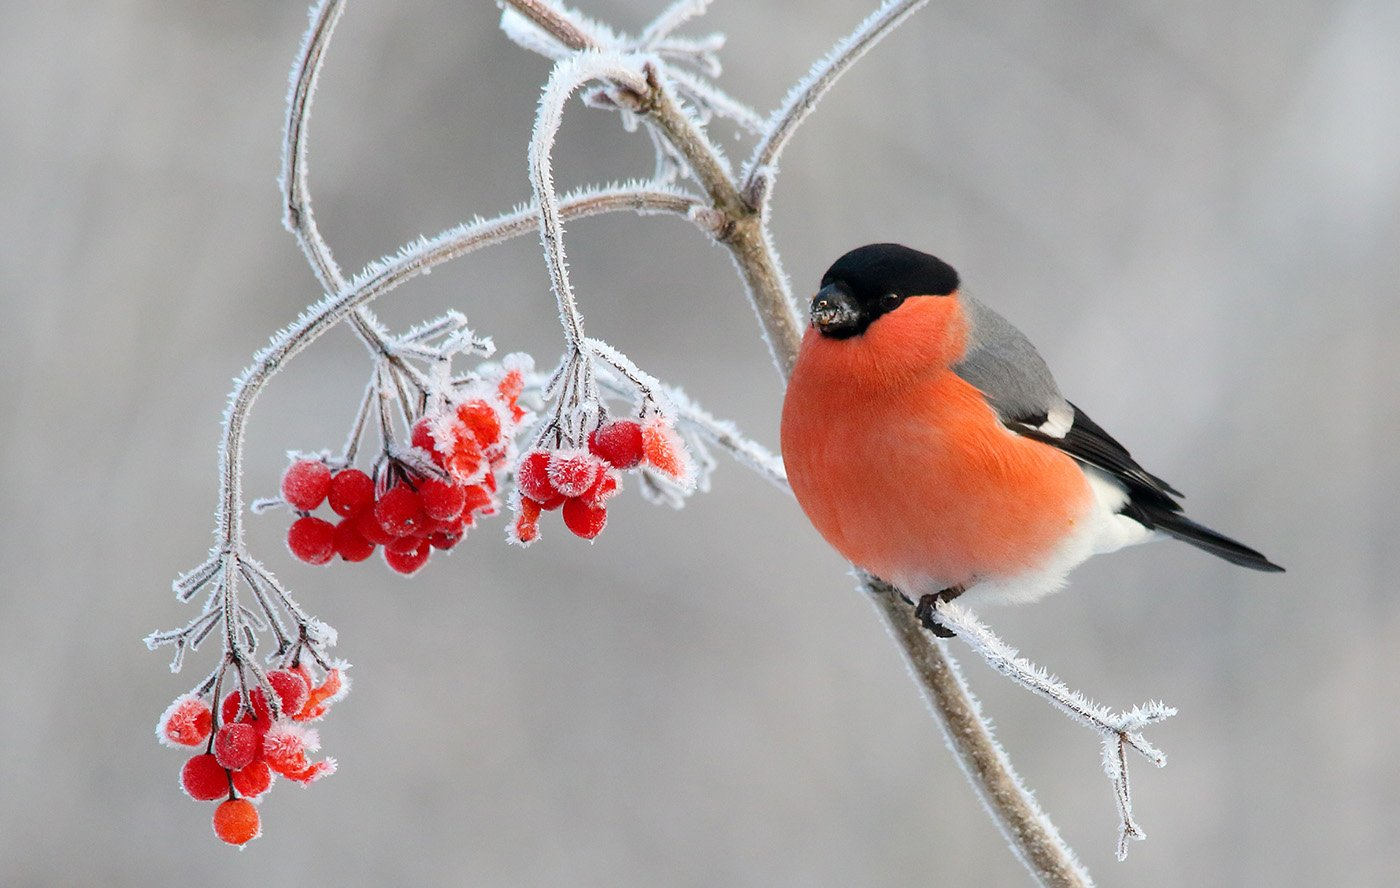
[639,0,711,47]
[934,600,1175,861]
[215,187,699,544]
[506,0,599,53]
[742,0,929,192]
[867,579,1092,887]
[281,0,427,389]
[529,52,649,351]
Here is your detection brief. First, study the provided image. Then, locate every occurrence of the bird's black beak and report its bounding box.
[810,283,861,338]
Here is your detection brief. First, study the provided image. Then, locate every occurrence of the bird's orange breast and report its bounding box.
[780,297,1092,590]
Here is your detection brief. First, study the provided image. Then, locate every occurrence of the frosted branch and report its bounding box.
[529,53,650,351]
[639,0,712,48]
[933,600,1176,860]
[743,0,928,193]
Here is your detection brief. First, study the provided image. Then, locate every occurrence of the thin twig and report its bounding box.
[742,0,929,193]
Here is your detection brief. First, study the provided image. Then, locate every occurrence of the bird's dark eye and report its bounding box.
[879,292,904,312]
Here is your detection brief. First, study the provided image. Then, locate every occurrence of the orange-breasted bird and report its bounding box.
[781,243,1282,634]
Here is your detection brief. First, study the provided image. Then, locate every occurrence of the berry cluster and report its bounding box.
[511,416,692,544]
[279,371,524,576]
[158,666,345,846]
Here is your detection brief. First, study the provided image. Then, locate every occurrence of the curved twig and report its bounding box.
[742,0,929,194]
[215,184,700,543]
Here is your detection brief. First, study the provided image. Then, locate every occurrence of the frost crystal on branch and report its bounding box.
[932,600,1177,860]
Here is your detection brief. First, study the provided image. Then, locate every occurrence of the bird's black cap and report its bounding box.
[812,244,959,338]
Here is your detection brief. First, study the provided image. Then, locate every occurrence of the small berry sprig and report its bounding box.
[157,662,346,845]
[256,320,524,577]
[509,338,695,544]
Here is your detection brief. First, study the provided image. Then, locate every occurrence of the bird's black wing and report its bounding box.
[951,295,1281,571]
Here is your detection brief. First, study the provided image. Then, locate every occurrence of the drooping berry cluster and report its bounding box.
[278,369,525,576]
[158,665,345,846]
[510,416,692,544]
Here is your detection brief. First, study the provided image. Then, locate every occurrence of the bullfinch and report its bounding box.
[780,243,1282,635]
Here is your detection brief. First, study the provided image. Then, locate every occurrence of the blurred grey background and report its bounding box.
[2,1,1397,885]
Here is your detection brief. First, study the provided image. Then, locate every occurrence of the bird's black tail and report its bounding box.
[1121,502,1284,572]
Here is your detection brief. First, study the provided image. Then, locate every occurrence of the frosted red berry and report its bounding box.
[457,400,501,445]
[588,420,644,469]
[513,497,542,544]
[231,761,272,799]
[213,798,261,845]
[374,485,425,537]
[355,508,397,546]
[562,498,608,540]
[160,696,213,747]
[642,421,689,480]
[221,689,272,732]
[461,484,494,516]
[181,753,228,802]
[333,517,375,562]
[281,459,332,510]
[328,468,375,517]
[583,470,619,507]
[267,670,310,717]
[384,538,431,575]
[517,451,556,502]
[498,368,526,421]
[548,452,601,498]
[287,516,336,565]
[214,722,260,771]
[411,417,447,467]
[420,478,467,521]
[445,432,484,482]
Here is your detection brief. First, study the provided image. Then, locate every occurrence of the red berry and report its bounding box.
[333,517,375,562]
[384,539,430,575]
[181,753,228,801]
[548,452,601,498]
[517,451,556,502]
[374,485,425,537]
[221,689,272,733]
[498,368,526,421]
[428,527,464,550]
[411,417,447,467]
[328,468,375,517]
[512,498,542,544]
[445,433,484,482]
[231,761,272,799]
[213,798,261,845]
[159,695,213,747]
[420,478,467,521]
[214,723,260,771]
[588,420,644,469]
[281,459,332,510]
[642,421,690,481]
[287,516,335,565]
[387,533,425,554]
[562,498,607,540]
[267,670,310,716]
[461,484,494,516]
[457,400,502,446]
[355,508,397,546]
[583,470,619,507]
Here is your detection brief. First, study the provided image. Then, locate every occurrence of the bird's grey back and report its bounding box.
[952,293,1070,429]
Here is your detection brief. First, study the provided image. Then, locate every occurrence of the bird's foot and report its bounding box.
[914,586,965,637]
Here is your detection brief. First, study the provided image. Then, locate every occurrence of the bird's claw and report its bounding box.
[915,592,957,637]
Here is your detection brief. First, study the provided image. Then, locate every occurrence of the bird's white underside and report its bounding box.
[899,466,1156,608]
